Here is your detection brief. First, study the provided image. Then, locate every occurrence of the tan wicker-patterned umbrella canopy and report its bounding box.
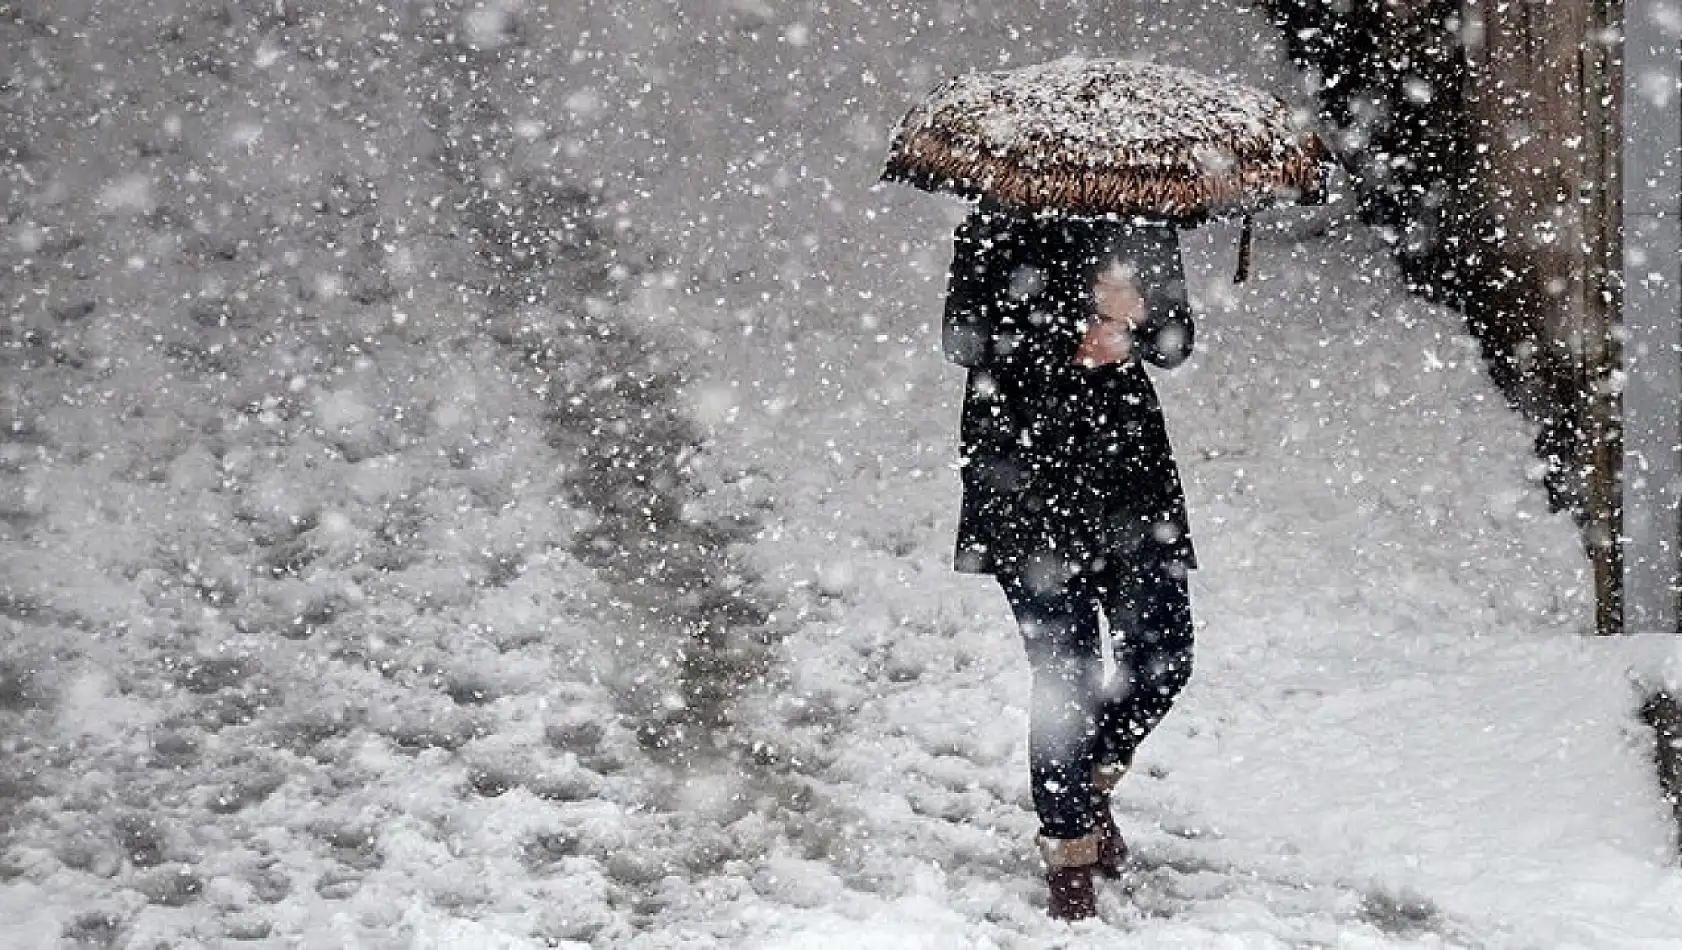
[881,57,1330,221]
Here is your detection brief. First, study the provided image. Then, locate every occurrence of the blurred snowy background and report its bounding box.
[2,0,1680,947]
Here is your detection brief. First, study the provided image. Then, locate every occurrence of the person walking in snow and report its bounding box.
[942,200,1197,921]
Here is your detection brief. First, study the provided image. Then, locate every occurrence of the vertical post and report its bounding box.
[1585,0,1625,636]
[1622,0,1682,634]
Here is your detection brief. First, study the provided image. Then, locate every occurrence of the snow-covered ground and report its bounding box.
[3,0,1679,947]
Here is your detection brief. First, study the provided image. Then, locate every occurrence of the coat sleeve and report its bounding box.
[1124,227,1196,370]
[942,214,997,368]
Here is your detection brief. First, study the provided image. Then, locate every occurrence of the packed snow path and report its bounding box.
[3,0,1681,947]
[692,216,1682,947]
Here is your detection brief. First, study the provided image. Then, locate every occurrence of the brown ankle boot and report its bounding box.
[1037,831,1102,920]
[1092,813,1127,880]
[1091,763,1128,879]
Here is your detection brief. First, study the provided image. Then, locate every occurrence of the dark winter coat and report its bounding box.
[944,205,1198,579]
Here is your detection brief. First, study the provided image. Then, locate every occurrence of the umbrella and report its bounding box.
[880,57,1331,278]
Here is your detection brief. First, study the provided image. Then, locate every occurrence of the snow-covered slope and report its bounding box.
[2,0,1677,947]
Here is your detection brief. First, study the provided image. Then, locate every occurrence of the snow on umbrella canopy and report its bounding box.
[880,57,1330,221]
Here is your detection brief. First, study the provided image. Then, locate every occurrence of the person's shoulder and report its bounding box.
[1099,219,1182,263]
[958,206,1036,257]
[965,203,1025,232]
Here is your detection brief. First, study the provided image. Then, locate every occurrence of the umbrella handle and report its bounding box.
[1234,214,1253,284]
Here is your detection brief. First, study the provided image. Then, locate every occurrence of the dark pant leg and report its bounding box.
[1092,562,1194,768]
[997,573,1105,840]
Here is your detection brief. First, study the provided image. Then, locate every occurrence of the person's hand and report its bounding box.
[1075,319,1132,367]
[1076,265,1144,367]
[1094,264,1145,326]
